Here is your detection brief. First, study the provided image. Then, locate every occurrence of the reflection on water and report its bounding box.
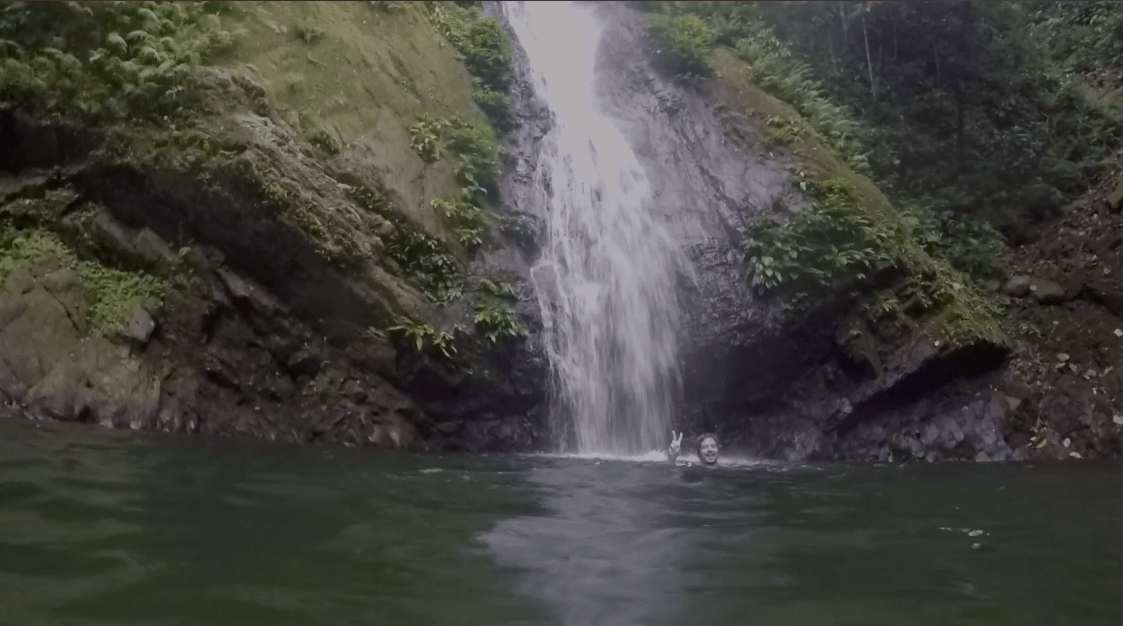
[480,462,694,626]
[2,419,1123,626]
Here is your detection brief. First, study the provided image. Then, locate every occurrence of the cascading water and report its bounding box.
[503,1,685,455]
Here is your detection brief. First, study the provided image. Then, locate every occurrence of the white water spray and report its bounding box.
[503,1,685,455]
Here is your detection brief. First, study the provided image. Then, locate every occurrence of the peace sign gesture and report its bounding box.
[668,430,684,458]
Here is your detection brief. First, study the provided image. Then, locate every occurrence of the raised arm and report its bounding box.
[666,430,684,463]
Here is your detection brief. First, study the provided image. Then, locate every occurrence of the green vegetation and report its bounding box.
[407,114,451,163]
[744,173,1008,317]
[743,177,899,304]
[642,13,714,80]
[80,261,165,332]
[384,226,462,303]
[473,300,528,344]
[0,227,167,334]
[349,185,462,303]
[634,0,1123,345]
[910,206,1009,283]
[408,113,500,191]
[423,1,514,130]
[472,278,528,344]
[387,317,461,359]
[386,276,528,355]
[444,115,502,192]
[472,85,514,133]
[655,1,1123,242]
[408,113,501,250]
[0,0,235,121]
[432,193,489,248]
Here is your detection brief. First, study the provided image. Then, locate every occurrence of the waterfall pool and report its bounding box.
[2,418,1120,626]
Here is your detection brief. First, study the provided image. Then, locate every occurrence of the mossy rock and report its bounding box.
[710,47,1006,348]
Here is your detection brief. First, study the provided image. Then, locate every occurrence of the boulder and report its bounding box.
[1028,278,1065,305]
[1107,178,1123,213]
[115,305,157,345]
[1001,275,1032,297]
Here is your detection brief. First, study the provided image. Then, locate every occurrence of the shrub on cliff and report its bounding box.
[0,1,234,121]
[643,13,714,79]
[472,86,513,133]
[742,174,1005,344]
[425,1,514,129]
[743,177,900,304]
[908,205,1010,283]
[408,113,500,193]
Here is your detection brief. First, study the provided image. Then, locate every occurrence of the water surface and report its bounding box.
[1,419,1122,626]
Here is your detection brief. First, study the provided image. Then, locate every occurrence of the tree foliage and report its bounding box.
[643,13,714,79]
[0,1,234,121]
[655,1,1123,242]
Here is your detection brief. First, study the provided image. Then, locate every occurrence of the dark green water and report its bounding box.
[2,419,1123,626]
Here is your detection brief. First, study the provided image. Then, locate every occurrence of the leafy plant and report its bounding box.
[424,1,515,133]
[425,1,512,92]
[407,113,501,253]
[383,225,462,303]
[728,20,874,175]
[472,299,528,344]
[387,317,461,359]
[643,13,714,79]
[0,1,236,121]
[408,114,453,162]
[472,86,513,132]
[444,116,501,192]
[497,211,538,251]
[432,192,489,247]
[408,114,500,191]
[477,278,517,300]
[906,204,1010,283]
[672,1,1123,240]
[347,184,463,303]
[742,177,902,305]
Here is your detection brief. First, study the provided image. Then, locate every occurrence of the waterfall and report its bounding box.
[502,1,685,455]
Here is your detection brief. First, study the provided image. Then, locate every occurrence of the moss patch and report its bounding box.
[0,227,166,334]
[212,1,479,236]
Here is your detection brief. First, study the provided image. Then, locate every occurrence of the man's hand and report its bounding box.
[668,430,684,458]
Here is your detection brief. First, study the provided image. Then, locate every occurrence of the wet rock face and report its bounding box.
[0,96,547,452]
[0,180,424,448]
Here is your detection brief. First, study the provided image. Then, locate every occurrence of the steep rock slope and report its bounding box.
[0,2,547,451]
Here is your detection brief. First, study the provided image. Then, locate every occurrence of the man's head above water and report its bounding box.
[667,430,719,465]
[696,433,719,465]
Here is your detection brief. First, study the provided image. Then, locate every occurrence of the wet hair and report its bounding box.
[696,433,719,453]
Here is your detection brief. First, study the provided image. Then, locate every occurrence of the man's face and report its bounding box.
[699,437,718,465]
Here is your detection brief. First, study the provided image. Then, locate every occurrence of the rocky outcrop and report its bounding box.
[558,3,1024,462]
[0,0,551,452]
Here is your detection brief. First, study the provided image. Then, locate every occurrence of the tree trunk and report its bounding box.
[953,0,972,174]
[862,2,876,110]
